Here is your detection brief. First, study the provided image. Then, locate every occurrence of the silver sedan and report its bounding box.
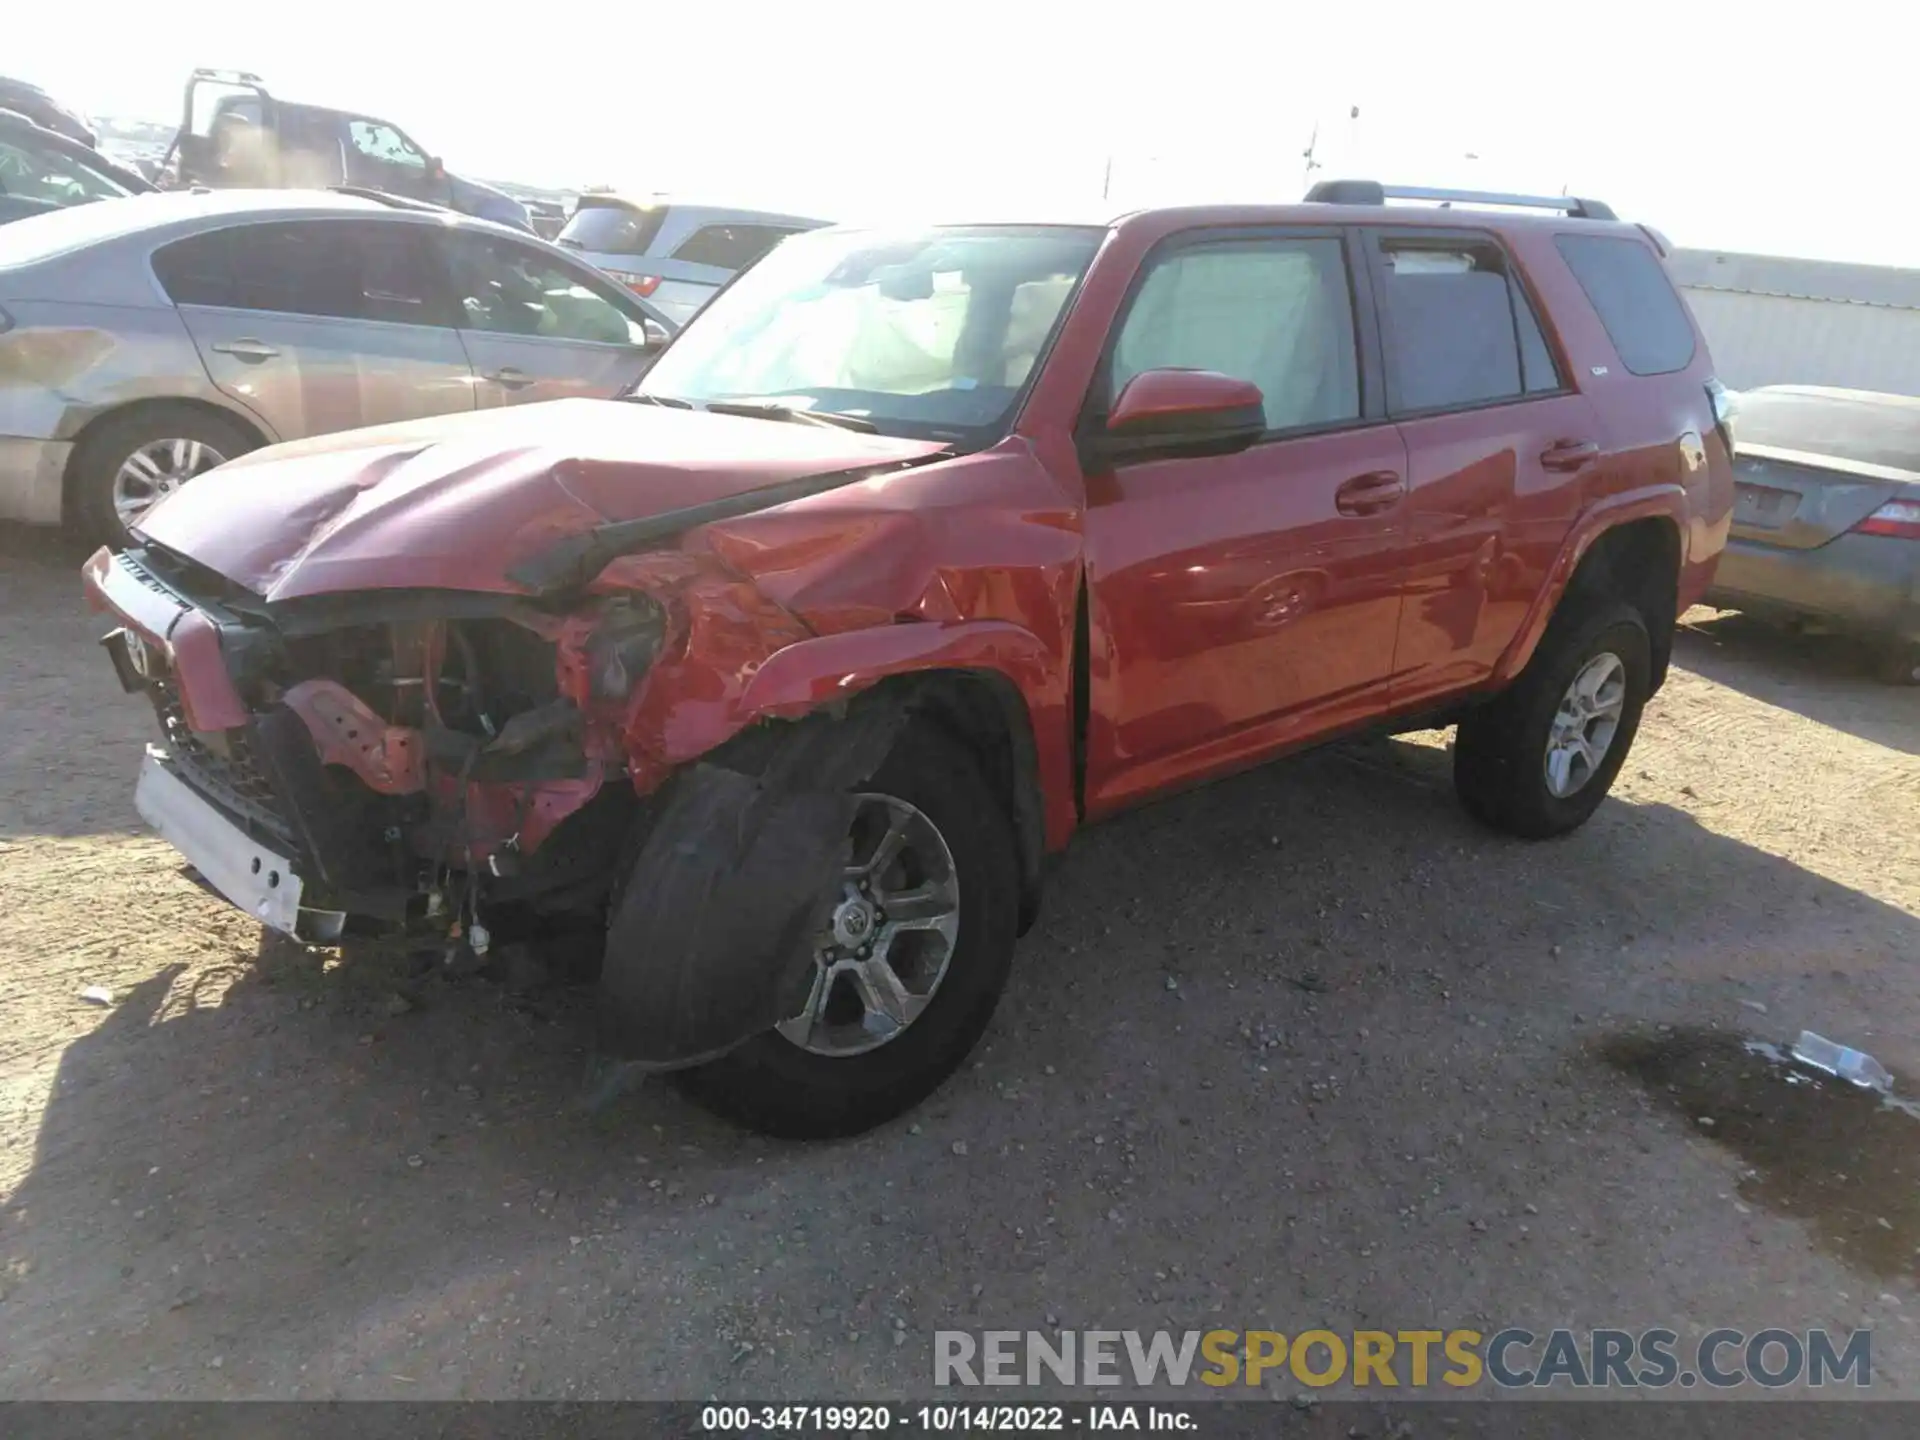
[1706,385,1920,685]
[0,189,674,545]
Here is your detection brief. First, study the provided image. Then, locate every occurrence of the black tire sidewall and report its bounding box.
[674,722,1019,1139]
[72,407,255,549]
[1457,603,1651,838]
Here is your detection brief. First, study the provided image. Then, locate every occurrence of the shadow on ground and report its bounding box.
[6,730,1917,1398]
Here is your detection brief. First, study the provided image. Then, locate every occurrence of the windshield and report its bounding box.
[635,225,1102,444]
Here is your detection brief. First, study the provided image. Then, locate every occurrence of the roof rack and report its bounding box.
[1304,180,1617,222]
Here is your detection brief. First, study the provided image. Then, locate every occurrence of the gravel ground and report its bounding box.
[2,525,1917,1401]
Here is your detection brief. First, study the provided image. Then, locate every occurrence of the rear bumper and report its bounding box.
[1706,532,1920,645]
[0,435,71,526]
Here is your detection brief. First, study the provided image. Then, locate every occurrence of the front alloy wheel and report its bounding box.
[675,724,1019,1139]
[777,794,961,1057]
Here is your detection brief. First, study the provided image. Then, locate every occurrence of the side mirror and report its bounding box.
[640,317,672,353]
[426,155,445,177]
[1098,368,1266,462]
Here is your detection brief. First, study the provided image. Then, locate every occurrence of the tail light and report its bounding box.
[613,271,661,297]
[1706,378,1736,455]
[1855,499,1920,540]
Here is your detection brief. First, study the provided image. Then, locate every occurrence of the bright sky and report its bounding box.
[16,0,1915,267]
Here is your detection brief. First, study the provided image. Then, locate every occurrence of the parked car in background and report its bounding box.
[556,196,828,322]
[159,70,535,233]
[80,182,1732,1137]
[0,75,96,147]
[1705,385,1920,683]
[0,190,674,544]
[0,111,153,224]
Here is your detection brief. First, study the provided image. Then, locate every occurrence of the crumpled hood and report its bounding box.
[134,398,949,603]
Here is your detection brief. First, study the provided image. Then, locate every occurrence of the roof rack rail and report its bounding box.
[1304,179,1617,222]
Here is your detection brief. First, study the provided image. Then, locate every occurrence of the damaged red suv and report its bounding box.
[84,182,1734,1137]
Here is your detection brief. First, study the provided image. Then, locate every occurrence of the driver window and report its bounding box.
[348,120,425,169]
[0,139,125,203]
[1110,237,1360,432]
[445,234,647,346]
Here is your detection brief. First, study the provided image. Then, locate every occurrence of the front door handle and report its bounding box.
[487,366,535,390]
[209,338,279,362]
[1335,470,1406,517]
[1540,439,1601,472]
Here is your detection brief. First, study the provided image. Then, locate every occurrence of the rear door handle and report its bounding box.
[487,366,534,390]
[1335,470,1406,517]
[209,338,279,362]
[1540,439,1601,472]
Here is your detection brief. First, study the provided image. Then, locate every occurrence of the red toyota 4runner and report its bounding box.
[84,181,1735,1137]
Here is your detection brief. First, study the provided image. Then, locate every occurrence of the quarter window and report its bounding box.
[1110,237,1361,432]
[1555,234,1696,377]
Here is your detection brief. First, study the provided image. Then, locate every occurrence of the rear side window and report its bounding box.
[558,200,667,256]
[1554,234,1695,376]
[670,223,801,271]
[154,220,448,326]
[1374,237,1562,414]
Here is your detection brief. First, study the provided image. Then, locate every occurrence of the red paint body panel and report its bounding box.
[82,547,249,732]
[1078,423,1412,817]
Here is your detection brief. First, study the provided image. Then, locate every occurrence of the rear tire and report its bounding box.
[1454,601,1651,839]
[674,724,1019,1139]
[71,405,256,550]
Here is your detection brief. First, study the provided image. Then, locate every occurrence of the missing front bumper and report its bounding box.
[134,747,308,936]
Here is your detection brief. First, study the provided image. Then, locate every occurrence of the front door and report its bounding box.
[441,230,661,407]
[1361,229,1603,706]
[1080,229,1411,816]
[154,218,476,441]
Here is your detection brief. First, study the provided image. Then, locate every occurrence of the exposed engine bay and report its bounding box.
[97,537,787,953]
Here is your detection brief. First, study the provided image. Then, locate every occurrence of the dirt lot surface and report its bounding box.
[2,525,1917,1401]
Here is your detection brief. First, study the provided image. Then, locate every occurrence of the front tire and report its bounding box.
[1454,601,1652,838]
[674,723,1019,1139]
[70,405,255,549]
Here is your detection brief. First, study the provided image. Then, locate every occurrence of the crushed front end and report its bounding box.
[83,542,666,946]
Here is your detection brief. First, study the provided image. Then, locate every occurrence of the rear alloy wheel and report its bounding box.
[1454,601,1652,838]
[71,405,255,549]
[676,724,1018,1139]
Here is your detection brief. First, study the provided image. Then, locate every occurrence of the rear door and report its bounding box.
[1362,228,1603,706]
[440,229,662,406]
[153,217,476,440]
